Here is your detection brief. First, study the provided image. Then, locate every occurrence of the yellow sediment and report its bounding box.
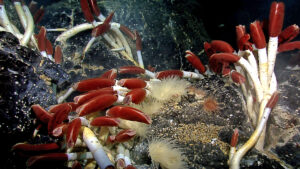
[174,122,229,155]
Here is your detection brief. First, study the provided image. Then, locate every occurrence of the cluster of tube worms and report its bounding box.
[1,0,299,168]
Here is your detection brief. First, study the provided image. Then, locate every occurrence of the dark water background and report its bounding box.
[32,0,300,48]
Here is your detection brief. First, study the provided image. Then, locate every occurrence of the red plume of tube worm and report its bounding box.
[204,42,215,57]
[266,92,279,108]
[45,39,53,56]
[29,1,38,14]
[155,70,183,79]
[269,2,285,37]
[74,87,115,105]
[120,25,136,40]
[26,153,68,167]
[104,12,114,25]
[73,78,115,92]
[92,23,109,37]
[230,128,239,147]
[230,71,246,84]
[236,25,253,51]
[118,78,147,89]
[37,26,46,52]
[49,103,72,114]
[107,135,116,144]
[31,104,53,124]
[67,102,80,112]
[12,143,60,152]
[238,34,253,51]
[107,106,151,124]
[250,21,266,49]
[48,104,72,135]
[210,40,234,53]
[124,88,146,104]
[135,30,142,51]
[76,94,117,116]
[208,58,220,73]
[107,129,137,143]
[185,50,206,74]
[115,129,136,142]
[278,24,299,44]
[80,0,94,23]
[54,45,63,64]
[222,64,231,76]
[118,66,145,74]
[52,124,68,137]
[236,25,246,43]
[278,41,300,52]
[90,116,120,126]
[91,12,114,37]
[209,53,240,64]
[100,69,117,80]
[88,0,100,16]
[33,6,45,25]
[66,118,82,148]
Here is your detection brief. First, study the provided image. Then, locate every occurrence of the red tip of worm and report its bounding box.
[90,116,120,126]
[73,78,115,92]
[250,21,266,49]
[230,128,239,147]
[209,53,240,63]
[100,69,117,80]
[155,70,183,79]
[66,118,82,148]
[54,45,63,64]
[107,106,151,124]
[269,2,285,37]
[124,88,147,104]
[80,0,94,23]
[278,24,299,44]
[266,92,279,108]
[118,66,145,74]
[31,104,53,124]
[115,129,136,142]
[74,87,115,105]
[230,71,246,84]
[118,78,147,89]
[278,41,300,53]
[210,40,234,53]
[26,153,68,167]
[76,94,117,116]
[185,50,206,74]
[37,26,46,51]
[88,0,100,16]
[12,143,60,152]
[135,30,142,51]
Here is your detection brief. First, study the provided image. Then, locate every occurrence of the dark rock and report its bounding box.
[0,32,69,169]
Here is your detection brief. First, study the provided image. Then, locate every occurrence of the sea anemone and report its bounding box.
[149,77,190,102]
[118,119,149,138]
[130,99,162,116]
[148,138,186,169]
[202,96,219,113]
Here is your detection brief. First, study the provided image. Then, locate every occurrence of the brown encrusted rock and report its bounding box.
[131,75,286,168]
